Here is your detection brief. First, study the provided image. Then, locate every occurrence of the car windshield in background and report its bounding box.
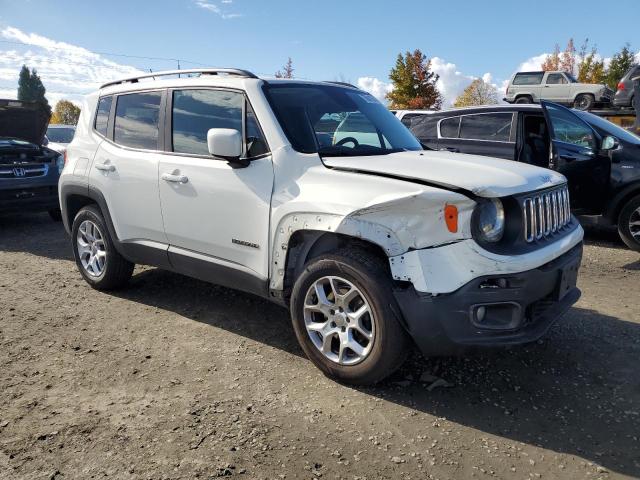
[575,111,640,145]
[263,83,422,156]
[46,127,75,143]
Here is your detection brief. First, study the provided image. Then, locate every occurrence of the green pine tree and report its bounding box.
[606,44,636,90]
[17,65,51,115]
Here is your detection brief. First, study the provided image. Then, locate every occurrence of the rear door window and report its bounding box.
[114,92,162,150]
[439,116,460,138]
[513,72,544,85]
[459,113,513,142]
[94,96,112,137]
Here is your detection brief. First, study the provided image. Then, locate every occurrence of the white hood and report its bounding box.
[323,150,566,198]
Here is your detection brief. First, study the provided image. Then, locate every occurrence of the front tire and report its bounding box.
[574,94,595,111]
[71,205,134,290]
[618,194,640,252]
[290,248,410,385]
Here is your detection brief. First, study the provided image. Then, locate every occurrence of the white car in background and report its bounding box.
[45,124,76,153]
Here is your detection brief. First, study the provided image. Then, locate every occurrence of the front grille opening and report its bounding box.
[523,185,571,243]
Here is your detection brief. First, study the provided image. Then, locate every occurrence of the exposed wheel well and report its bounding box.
[281,230,391,301]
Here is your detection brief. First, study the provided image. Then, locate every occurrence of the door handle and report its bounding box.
[161,172,189,184]
[95,163,115,172]
[559,155,577,162]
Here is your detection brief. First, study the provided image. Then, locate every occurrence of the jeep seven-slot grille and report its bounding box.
[522,185,571,243]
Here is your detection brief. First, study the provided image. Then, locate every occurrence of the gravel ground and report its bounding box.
[0,213,639,480]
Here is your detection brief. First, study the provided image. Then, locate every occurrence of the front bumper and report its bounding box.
[393,243,582,356]
[0,185,59,213]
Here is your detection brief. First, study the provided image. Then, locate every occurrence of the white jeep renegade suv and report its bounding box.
[59,68,584,385]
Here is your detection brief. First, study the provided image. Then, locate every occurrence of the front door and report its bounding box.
[543,73,569,102]
[540,101,610,213]
[158,88,273,284]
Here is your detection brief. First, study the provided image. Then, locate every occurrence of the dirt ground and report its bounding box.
[0,213,639,480]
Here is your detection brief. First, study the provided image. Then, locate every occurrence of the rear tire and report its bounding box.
[574,94,595,111]
[290,247,410,385]
[618,194,640,252]
[515,96,533,104]
[71,205,134,290]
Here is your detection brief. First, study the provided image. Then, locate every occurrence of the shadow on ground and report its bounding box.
[2,213,640,477]
[109,266,640,478]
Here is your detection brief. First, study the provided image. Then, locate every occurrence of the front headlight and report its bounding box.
[474,198,505,243]
[56,154,65,174]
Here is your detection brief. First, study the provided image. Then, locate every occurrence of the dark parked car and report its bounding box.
[0,99,63,220]
[613,64,639,109]
[406,102,640,251]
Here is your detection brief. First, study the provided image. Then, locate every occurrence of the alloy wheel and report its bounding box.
[630,206,640,240]
[303,276,375,365]
[77,220,107,277]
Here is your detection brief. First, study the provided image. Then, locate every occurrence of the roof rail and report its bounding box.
[324,81,359,89]
[100,68,258,89]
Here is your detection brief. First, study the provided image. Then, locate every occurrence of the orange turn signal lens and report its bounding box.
[444,204,458,233]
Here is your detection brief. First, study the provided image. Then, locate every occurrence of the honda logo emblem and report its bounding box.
[13,167,26,177]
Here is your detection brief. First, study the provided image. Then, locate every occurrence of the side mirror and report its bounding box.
[207,128,244,164]
[601,135,619,151]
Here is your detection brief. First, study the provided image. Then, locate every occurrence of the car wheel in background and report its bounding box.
[71,205,134,289]
[574,94,595,111]
[290,247,410,385]
[515,96,533,104]
[618,194,640,252]
[48,209,62,222]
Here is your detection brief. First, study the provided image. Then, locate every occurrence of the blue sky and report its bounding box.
[0,0,638,106]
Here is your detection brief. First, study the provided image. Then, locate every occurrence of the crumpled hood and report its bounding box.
[0,99,50,146]
[323,150,566,197]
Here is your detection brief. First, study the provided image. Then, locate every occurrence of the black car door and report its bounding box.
[540,101,609,213]
[432,113,516,160]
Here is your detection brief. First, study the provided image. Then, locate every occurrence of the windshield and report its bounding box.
[575,111,640,145]
[46,126,75,143]
[263,83,422,156]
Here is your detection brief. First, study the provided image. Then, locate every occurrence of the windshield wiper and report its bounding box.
[318,145,404,157]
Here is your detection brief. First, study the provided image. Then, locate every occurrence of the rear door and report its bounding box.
[435,112,516,160]
[540,101,609,213]
[89,90,168,245]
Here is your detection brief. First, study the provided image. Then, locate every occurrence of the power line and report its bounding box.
[0,38,208,67]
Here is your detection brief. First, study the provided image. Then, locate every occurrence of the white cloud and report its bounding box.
[0,26,145,107]
[356,76,393,103]
[194,0,242,19]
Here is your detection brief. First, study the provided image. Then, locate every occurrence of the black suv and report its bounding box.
[0,99,63,220]
[405,102,640,250]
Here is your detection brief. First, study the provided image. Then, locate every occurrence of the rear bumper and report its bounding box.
[613,93,633,107]
[393,243,583,356]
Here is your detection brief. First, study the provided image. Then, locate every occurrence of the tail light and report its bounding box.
[63,150,68,165]
[617,82,625,92]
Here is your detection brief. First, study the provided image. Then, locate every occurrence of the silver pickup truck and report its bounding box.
[504,71,613,111]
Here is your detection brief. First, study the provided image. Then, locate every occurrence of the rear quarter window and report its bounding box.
[439,116,460,138]
[94,96,113,137]
[513,73,544,85]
